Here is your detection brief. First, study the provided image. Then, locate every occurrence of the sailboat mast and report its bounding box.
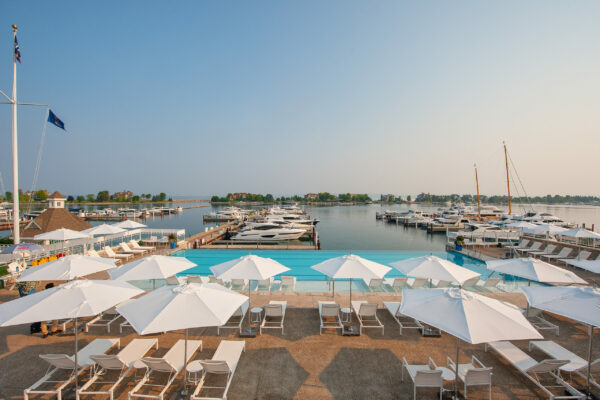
[474,164,481,220]
[11,25,20,244]
[503,141,511,215]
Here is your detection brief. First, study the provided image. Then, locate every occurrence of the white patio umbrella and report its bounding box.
[523,224,568,236]
[506,221,538,230]
[82,224,126,236]
[109,255,196,288]
[34,228,89,241]
[310,254,391,306]
[566,260,600,274]
[558,228,600,240]
[117,282,248,384]
[486,257,587,285]
[390,255,480,287]
[210,254,290,300]
[0,279,143,391]
[113,220,147,229]
[17,255,116,282]
[400,288,542,397]
[521,286,600,394]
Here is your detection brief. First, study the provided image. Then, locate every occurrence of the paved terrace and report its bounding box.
[0,286,598,400]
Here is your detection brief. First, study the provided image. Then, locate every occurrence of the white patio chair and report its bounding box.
[447,355,493,399]
[351,301,383,335]
[260,301,286,335]
[218,300,249,335]
[191,340,245,400]
[401,357,444,400]
[318,301,343,334]
[384,302,423,335]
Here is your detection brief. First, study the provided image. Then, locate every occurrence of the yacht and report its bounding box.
[231,227,306,242]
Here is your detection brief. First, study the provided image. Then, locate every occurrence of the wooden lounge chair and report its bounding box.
[383,301,423,335]
[191,340,245,400]
[351,301,383,335]
[24,338,120,400]
[523,308,559,336]
[318,301,343,334]
[218,300,249,335]
[78,338,158,400]
[401,357,444,400]
[129,339,203,400]
[119,243,146,255]
[485,341,584,399]
[447,355,493,399]
[260,301,286,334]
[104,246,132,260]
[541,247,573,261]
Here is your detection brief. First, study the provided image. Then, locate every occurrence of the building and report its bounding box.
[305,193,318,200]
[229,193,248,200]
[111,190,134,200]
[20,191,92,240]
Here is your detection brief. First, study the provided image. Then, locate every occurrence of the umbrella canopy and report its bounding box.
[17,255,116,282]
[0,279,143,326]
[310,254,391,281]
[82,224,126,236]
[210,254,290,281]
[113,220,147,229]
[523,224,568,235]
[558,228,600,240]
[117,282,248,335]
[566,260,600,274]
[1,242,44,254]
[34,228,89,241]
[486,257,587,284]
[400,288,542,344]
[109,255,196,281]
[390,255,480,286]
[506,221,538,230]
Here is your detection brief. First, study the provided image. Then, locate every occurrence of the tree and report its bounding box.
[132,195,140,202]
[67,195,75,202]
[5,192,12,202]
[76,195,85,203]
[96,191,110,202]
[265,194,274,203]
[34,190,48,201]
[158,192,167,201]
[86,194,95,202]
[406,195,412,203]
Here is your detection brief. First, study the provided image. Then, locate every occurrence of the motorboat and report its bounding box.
[231,227,306,242]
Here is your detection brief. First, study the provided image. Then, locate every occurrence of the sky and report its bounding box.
[1,1,599,198]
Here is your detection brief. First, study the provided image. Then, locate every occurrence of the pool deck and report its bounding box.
[1,286,598,400]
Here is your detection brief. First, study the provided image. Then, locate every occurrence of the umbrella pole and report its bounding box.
[587,325,593,395]
[74,316,79,393]
[454,338,460,399]
[182,328,189,394]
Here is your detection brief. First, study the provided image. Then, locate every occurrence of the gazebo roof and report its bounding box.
[21,208,92,238]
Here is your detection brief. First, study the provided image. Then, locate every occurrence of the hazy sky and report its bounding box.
[1,1,599,198]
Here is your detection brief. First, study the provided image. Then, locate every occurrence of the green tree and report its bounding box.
[67,195,74,202]
[5,192,12,202]
[76,195,85,203]
[132,195,140,202]
[34,189,48,201]
[406,195,412,202]
[96,190,110,202]
[86,194,95,202]
[265,194,274,203]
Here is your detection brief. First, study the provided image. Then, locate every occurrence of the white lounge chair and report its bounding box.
[260,301,286,334]
[256,277,273,292]
[510,239,531,250]
[129,240,154,251]
[24,338,120,400]
[208,275,227,286]
[87,248,120,264]
[104,246,132,260]
[230,279,247,291]
[318,301,343,334]
[401,357,444,400]
[188,275,208,284]
[486,341,584,399]
[165,275,183,285]
[129,339,203,400]
[191,340,245,400]
[78,338,158,400]
[119,242,146,255]
[529,341,600,391]
[460,276,481,289]
[562,251,593,266]
[523,308,559,336]
[85,306,121,333]
[475,277,502,291]
[433,280,451,288]
[218,300,249,334]
[383,301,423,335]
[407,277,428,289]
[530,244,557,258]
[447,355,493,399]
[541,247,573,261]
[351,301,383,335]
[367,278,384,292]
[384,277,408,292]
[520,242,543,254]
[279,276,296,291]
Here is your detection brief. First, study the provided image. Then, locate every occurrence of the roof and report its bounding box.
[48,191,66,199]
[21,208,92,238]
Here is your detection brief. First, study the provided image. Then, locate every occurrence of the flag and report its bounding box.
[48,110,65,130]
[14,36,21,63]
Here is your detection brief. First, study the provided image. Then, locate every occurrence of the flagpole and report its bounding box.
[11,24,20,244]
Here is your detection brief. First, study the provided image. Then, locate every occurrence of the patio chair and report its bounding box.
[217,300,249,335]
[523,308,559,336]
[230,279,247,291]
[475,277,502,291]
[447,355,493,399]
[85,306,121,333]
[78,338,158,400]
[486,341,584,399]
[280,276,296,291]
[165,276,182,285]
[260,301,286,334]
[541,247,573,261]
[208,275,228,286]
[520,242,543,255]
[318,301,343,334]
[351,301,383,335]
[119,243,146,255]
[24,338,120,400]
[433,280,451,288]
[188,275,207,284]
[87,248,120,264]
[129,339,203,400]
[256,277,273,292]
[367,278,384,292]
[103,246,132,260]
[384,277,408,292]
[191,340,245,400]
[129,240,154,251]
[407,277,428,289]
[383,301,423,335]
[562,251,592,266]
[510,239,531,250]
[401,357,444,400]
[460,276,481,289]
[529,244,557,258]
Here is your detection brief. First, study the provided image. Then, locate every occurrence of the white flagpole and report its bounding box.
[11,24,20,244]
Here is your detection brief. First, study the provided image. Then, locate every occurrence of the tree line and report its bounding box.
[0,190,170,203]
[211,192,373,203]
[413,193,600,205]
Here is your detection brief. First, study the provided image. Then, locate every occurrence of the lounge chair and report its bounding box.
[367,278,384,292]
[85,306,121,333]
[191,340,245,400]
[407,277,428,289]
[119,243,146,255]
[217,300,249,335]
[433,280,451,288]
[541,247,573,261]
[447,355,493,399]
[208,275,227,286]
[529,341,600,390]
[24,338,120,400]
[230,279,247,291]
[383,301,423,335]
[384,277,408,292]
[77,338,158,400]
[129,339,203,400]
[520,242,543,254]
[279,276,296,291]
[530,244,557,258]
[318,301,343,334]
[486,341,584,399]
[165,275,183,285]
[510,239,531,250]
[460,276,481,289]
[562,251,593,267]
[104,246,132,260]
[351,301,383,335]
[260,301,286,334]
[256,277,273,292]
[523,308,559,336]
[188,275,207,284]
[475,277,502,290]
[87,248,120,264]
[401,357,444,400]
[129,240,154,251]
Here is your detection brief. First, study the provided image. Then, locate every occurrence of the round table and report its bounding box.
[438,367,456,381]
[340,307,352,323]
[250,307,263,324]
[186,360,204,383]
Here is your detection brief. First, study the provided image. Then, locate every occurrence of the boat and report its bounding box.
[231,227,306,242]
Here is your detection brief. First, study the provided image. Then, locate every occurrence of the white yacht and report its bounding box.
[231,227,306,242]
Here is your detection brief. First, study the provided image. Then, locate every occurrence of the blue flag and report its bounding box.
[48,110,65,130]
[14,36,21,63]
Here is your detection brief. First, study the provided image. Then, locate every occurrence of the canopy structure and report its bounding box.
[558,228,600,240]
[82,224,126,236]
[523,224,568,236]
[113,220,147,229]
[390,255,480,286]
[34,228,89,241]
[566,260,600,274]
[486,257,587,285]
[521,286,600,393]
[109,255,196,282]
[506,221,538,230]
[1,242,44,255]
[400,288,542,396]
[18,255,116,282]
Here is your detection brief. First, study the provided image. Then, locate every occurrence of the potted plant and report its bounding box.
[168,233,177,249]
[454,235,465,251]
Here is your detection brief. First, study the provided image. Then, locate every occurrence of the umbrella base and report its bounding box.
[442,390,463,400]
[239,327,257,338]
[342,325,360,336]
